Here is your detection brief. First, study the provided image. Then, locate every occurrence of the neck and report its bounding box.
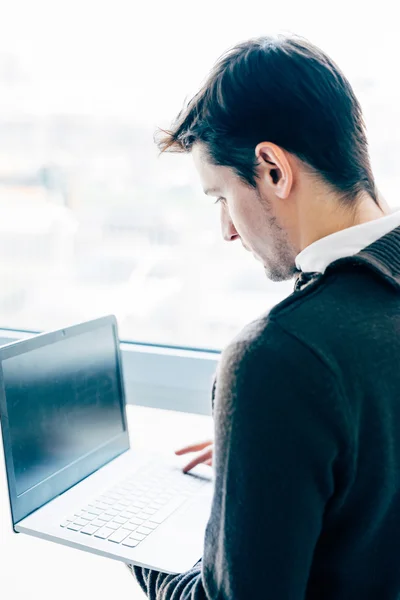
[297,190,391,252]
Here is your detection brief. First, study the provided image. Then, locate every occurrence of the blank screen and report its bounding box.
[3,325,125,496]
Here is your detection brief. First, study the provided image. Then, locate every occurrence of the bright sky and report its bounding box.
[0,0,399,122]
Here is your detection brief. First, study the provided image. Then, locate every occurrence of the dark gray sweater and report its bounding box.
[128,226,400,599]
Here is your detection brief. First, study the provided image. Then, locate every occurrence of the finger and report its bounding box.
[205,459,212,466]
[183,449,213,473]
[175,441,212,455]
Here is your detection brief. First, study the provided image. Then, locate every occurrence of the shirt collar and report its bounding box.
[295,209,400,274]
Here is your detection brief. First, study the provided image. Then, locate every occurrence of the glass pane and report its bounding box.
[0,1,398,349]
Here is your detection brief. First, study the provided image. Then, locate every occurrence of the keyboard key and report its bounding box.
[144,521,159,530]
[60,519,72,528]
[67,523,83,531]
[97,497,115,506]
[117,500,131,507]
[128,517,145,526]
[129,532,146,541]
[106,521,121,530]
[157,496,172,504]
[125,496,139,504]
[94,526,115,539]
[113,516,128,525]
[142,508,156,515]
[80,524,100,536]
[105,508,119,517]
[136,526,152,536]
[108,528,132,543]
[131,500,147,509]
[79,512,96,522]
[73,518,89,527]
[97,514,113,522]
[85,507,103,516]
[107,493,124,501]
[122,538,140,548]
[124,506,140,515]
[91,519,107,528]
[119,484,134,492]
[113,503,129,512]
[120,511,136,519]
[137,512,152,520]
[149,502,164,510]
[92,502,110,511]
[124,522,139,531]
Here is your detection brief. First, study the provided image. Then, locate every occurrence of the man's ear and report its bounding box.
[255,142,293,199]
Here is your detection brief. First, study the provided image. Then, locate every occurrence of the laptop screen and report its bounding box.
[0,319,129,524]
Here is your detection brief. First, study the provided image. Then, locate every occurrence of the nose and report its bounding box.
[220,204,240,243]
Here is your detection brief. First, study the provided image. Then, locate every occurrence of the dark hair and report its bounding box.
[156,34,377,203]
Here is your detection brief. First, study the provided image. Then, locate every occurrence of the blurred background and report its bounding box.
[0,0,398,350]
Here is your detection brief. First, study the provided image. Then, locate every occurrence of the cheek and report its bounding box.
[229,199,266,240]
[228,196,250,227]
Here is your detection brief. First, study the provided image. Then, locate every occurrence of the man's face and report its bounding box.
[192,143,297,282]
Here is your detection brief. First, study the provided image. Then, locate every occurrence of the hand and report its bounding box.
[175,440,213,474]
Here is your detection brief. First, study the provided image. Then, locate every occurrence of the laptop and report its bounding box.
[0,315,213,574]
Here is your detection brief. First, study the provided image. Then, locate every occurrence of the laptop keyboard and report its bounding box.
[60,463,206,549]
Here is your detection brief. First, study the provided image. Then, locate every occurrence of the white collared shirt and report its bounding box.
[295,210,400,274]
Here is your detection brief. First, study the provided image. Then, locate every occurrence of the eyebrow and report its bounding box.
[203,187,221,196]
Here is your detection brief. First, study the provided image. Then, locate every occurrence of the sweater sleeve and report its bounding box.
[128,319,352,599]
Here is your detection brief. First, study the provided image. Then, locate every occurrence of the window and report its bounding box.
[0,1,398,351]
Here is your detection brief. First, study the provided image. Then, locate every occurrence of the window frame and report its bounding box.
[0,328,218,416]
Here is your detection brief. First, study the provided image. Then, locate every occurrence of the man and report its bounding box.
[127,34,400,598]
